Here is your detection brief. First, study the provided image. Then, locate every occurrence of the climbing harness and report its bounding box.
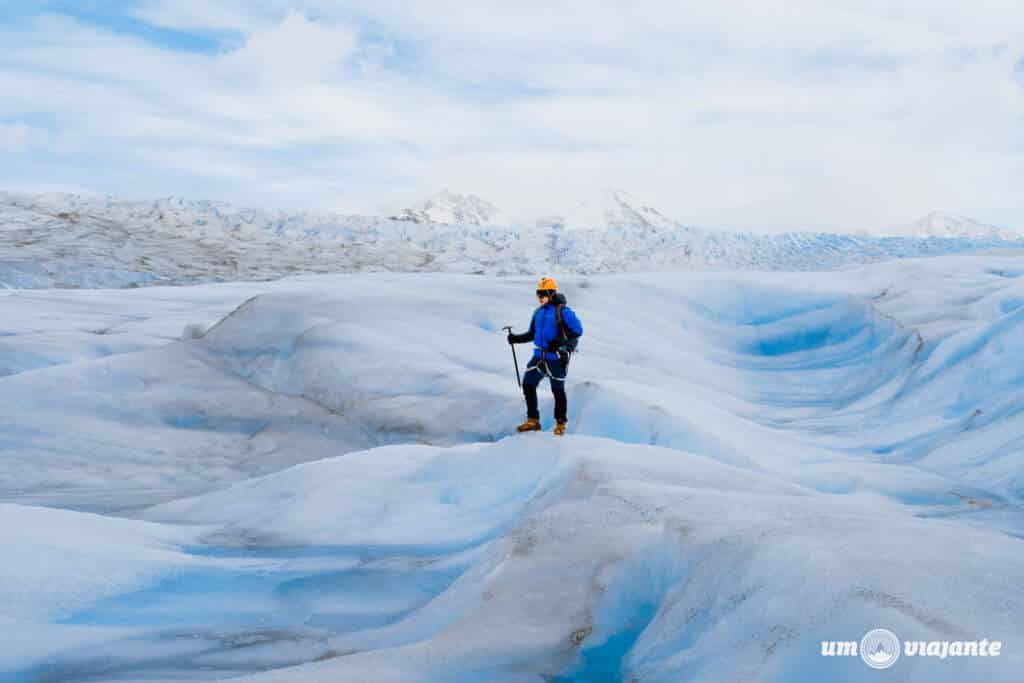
[526,355,567,382]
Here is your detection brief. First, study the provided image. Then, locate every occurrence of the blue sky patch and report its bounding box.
[36,1,235,53]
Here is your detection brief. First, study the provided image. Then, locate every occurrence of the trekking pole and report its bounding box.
[501,326,522,389]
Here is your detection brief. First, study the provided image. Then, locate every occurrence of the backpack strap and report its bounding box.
[555,304,577,353]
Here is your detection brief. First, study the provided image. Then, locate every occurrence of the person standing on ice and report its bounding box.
[507,277,583,436]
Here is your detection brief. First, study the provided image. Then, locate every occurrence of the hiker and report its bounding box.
[506,277,583,436]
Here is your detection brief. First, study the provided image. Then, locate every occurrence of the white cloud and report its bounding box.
[130,0,270,33]
[1,3,1022,231]
[220,11,357,86]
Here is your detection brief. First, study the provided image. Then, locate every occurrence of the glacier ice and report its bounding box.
[1,254,1023,681]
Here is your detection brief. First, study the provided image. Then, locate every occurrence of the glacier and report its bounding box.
[2,252,1023,681]
[3,190,1023,288]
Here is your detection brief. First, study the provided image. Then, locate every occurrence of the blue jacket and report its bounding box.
[510,296,583,360]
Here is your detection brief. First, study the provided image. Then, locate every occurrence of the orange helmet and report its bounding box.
[537,277,558,291]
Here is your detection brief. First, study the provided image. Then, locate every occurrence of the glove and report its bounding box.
[507,332,515,344]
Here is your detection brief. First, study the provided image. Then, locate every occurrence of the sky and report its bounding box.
[0,1,1022,233]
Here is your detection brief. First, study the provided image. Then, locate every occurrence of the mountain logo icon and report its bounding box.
[860,629,901,669]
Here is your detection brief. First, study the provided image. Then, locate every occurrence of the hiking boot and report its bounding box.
[553,421,567,436]
[516,418,542,432]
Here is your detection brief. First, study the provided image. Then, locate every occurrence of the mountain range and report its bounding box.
[400,189,1021,240]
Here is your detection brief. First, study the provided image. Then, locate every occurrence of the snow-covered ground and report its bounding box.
[3,252,1023,681]
[3,190,1023,288]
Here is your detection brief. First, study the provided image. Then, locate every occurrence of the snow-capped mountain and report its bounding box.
[886,211,1022,241]
[538,188,681,233]
[1,190,1022,288]
[392,189,501,225]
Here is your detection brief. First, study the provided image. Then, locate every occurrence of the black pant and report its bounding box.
[523,355,567,423]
